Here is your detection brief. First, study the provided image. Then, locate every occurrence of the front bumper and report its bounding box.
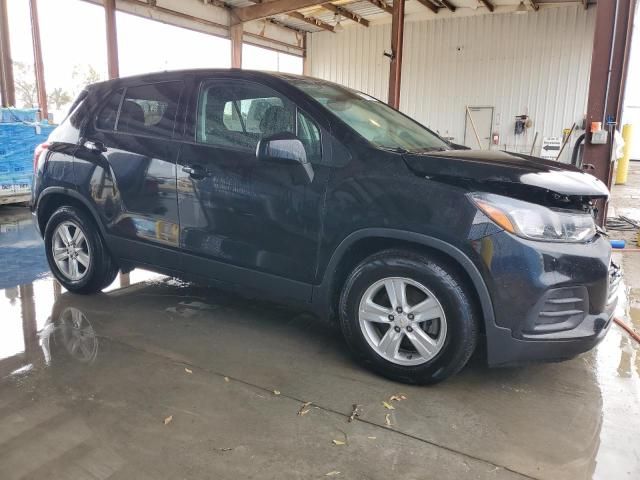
[475,231,619,367]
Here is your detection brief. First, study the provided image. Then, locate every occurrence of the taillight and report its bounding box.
[33,142,50,172]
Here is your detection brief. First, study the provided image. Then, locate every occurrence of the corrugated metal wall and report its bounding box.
[309,5,596,159]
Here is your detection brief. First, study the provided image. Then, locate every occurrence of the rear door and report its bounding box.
[176,76,329,300]
[74,81,184,270]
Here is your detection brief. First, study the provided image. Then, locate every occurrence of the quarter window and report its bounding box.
[95,89,123,131]
[116,81,183,137]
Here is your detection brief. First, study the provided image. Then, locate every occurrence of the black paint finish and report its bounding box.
[31,70,614,366]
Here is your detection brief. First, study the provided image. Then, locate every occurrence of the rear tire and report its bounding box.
[339,249,478,385]
[44,206,118,294]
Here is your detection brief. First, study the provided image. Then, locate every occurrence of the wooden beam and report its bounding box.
[104,0,119,79]
[529,0,539,11]
[439,0,456,12]
[230,23,242,68]
[364,0,393,15]
[287,11,335,33]
[415,0,439,14]
[29,0,47,120]
[0,0,16,107]
[479,0,494,12]
[321,3,369,27]
[233,0,327,23]
[387,0,404,109]
[582,0,588,9]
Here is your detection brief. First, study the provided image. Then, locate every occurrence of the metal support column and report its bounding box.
[230,23,243,69]
[29,0,47,120]
[0,0,16,106]
[387,0,405,109]
[104,0,120,79]
[582,0,637,223]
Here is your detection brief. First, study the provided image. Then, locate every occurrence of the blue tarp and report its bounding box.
[1,109,55,197]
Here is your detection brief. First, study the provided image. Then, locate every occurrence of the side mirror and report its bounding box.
[256,132,314,184]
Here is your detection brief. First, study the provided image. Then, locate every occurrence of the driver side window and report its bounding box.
[196,80,295,152]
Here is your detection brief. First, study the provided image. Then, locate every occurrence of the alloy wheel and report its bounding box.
[52,221,91,281]
[358,276,447,366]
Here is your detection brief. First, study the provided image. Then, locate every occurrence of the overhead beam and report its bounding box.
[0,0,16,107]
[233,0,327,23]
[479,0,494,12]
[415,0,439,14]
[387,0,405,109]
[287,11,335,33]
[104,0,119,79]
[439,0,456,12]
[364,0,393,15]
[29,0,47,120]
[321,3,369,27]
[529,0,539,11]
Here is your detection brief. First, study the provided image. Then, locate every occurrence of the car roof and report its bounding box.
[87,69,325,91]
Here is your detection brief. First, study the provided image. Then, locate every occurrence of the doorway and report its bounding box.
[464,106,494,150]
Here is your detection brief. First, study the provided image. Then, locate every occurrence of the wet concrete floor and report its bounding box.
[1,205,640,479]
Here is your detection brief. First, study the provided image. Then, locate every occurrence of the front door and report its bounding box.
[464,106,493,150]
[75,81,183,269]
[176,78,327,300]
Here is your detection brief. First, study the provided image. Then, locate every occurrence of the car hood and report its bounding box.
[402,149,609,203]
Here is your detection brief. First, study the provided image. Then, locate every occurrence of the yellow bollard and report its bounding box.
[615,124,634,185]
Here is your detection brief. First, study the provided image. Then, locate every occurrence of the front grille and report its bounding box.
[607,261,622,306]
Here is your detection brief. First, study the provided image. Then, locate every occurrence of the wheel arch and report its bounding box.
[314,229,495,331]
[36,187,107,239]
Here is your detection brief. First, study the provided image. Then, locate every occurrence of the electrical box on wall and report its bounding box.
[591,130,608,144]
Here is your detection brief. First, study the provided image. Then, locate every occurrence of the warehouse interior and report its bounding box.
[1,0,640,478]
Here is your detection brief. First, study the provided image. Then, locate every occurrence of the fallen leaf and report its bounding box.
[163,415,173,425]
[297,401,312,416]
[385,414,392,427]
[332,439,346,446]
[224,377,230,382]
[184,368,193,374]
[348,404,362,422]
[368,436,377,440]
[389,393,407,402]
[382,401,395,410]
[273,390,281,396]
[325,471,341,477]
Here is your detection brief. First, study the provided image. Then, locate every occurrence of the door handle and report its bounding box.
[182,164,208,179]
[83,140,107,153]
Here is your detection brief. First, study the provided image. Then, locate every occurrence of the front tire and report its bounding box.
[339,249,478,384]
[44,206,118,294]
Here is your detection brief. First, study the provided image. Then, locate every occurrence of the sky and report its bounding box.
[5,0,302,114]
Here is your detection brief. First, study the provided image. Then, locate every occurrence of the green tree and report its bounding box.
[48,88,72,110]
[12,61,38,108]
[71,64,103,94]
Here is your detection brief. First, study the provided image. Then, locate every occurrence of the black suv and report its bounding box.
[31,70,619,384]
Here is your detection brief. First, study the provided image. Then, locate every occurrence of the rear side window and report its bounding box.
[117,82,183,137]
[96,89,123,131]
[95,82,183,138]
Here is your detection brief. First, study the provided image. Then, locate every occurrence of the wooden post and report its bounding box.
[387,0,404,109]
[0,0,16,107]
[104,0,120,79]
[29,0,47,120]
[581,0,636,224]
[230,23,243,68]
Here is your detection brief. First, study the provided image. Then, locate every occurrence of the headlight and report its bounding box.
[468,192,596,243]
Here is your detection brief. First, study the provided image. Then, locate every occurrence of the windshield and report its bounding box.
[289,79,449,153]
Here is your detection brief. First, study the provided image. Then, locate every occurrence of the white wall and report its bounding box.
[309,5,596,159]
